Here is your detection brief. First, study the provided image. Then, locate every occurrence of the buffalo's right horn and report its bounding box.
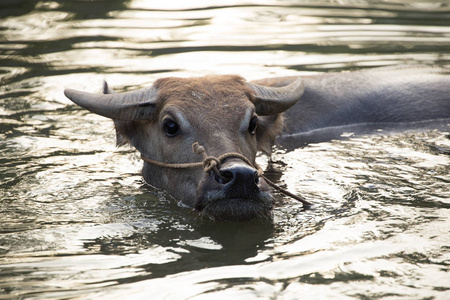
[64,84,158,121]
[248,77,304,115]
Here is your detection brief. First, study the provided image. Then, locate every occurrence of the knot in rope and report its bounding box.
[193,142,255,179]
[192,142,205,156]
[203,156,221,175]
[193,142,221,176]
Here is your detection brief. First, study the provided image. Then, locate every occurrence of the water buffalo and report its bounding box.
[64,65,450,221]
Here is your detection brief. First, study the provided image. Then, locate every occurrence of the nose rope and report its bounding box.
[192,143,262,180]
[140,142,312,206]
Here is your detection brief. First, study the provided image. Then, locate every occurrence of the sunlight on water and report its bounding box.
[1,0,450,299]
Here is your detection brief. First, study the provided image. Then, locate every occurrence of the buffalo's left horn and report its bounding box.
[248,77,304,115]
[64,85,158,121]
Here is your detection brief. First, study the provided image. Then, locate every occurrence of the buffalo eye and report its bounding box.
[163,119,180,137]
[248,116,258,134]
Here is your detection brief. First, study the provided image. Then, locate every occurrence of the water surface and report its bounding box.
[1,0,450,299]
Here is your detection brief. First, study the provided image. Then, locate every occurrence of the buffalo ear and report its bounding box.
[65,80,157,147]
[113,120,136,147]
[256,114,284,155]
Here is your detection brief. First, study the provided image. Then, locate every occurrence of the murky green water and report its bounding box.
[1,1,450,299]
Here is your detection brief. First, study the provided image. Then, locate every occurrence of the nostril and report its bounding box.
[254,171,260,184]
[215,170,233,184]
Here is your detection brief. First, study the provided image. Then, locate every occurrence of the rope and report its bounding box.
[140,142,312,207]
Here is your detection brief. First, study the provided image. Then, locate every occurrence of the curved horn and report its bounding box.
[64,84,158,121]
[248,77,304,115]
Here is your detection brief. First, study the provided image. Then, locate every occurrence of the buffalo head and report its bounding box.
[64,75,304,221]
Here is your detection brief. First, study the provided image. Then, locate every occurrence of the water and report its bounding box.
[1,0,450,299]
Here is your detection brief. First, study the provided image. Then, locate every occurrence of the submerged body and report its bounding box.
[64,65,450,221]
[252,66,450,134]
[288,66,449,132]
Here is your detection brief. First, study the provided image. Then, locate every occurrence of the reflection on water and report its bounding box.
[1,0,450,299]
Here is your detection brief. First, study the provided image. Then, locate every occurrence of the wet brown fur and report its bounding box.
[114,75,284,155]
